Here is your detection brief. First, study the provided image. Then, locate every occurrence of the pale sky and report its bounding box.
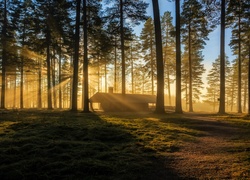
[133,0,236,99]
[134,0,236,67]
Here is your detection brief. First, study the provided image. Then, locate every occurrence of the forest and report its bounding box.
[0,0,250,179]
[0,0,249,113]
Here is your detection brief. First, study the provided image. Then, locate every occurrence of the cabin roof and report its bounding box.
[89,92,156,103]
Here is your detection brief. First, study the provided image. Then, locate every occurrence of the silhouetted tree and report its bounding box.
[152,0,165,114]
[71,0,81,111]
[175,0,183,113]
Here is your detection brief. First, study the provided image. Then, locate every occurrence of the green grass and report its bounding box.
[0,110,249,179]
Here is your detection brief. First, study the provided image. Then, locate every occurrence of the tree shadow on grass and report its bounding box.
[0,110,182,180]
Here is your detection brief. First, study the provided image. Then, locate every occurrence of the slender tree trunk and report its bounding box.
[231,79,235,112]
[1,0,7,109]
[104,62,107,93]
[175,0,182,113]
[120,0,125,95]
[237,12,242,113]
[243,79,247,112]
[83,0,90,112]
[71,0,81,111]
[166,64,171,106]
[46,27,52,109]
[13,72,17,108]
[58,43,62,109]
[152,0,165,113]
[98,57,100,92]
[130,46,134,94]
[150,32,154,95]
[114,38,117,92]
[219,0,226,114]
[20,57,24,108]
[188,24,193,112]
[37,59,42,108]
[52,53,57,108]
[248,34,250,114]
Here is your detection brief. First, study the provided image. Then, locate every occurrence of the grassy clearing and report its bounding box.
[0,110,249,179]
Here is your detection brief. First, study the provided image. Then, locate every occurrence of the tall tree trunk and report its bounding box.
[237,11,242,113]
[114,38,117,92]
[71,0,81,111]
[1,0,7,109]
[188,24,193,112]
[20,57,24,108]
[58,43,62,109]
[13,72,17,108]
[120,0,125,95]
[104,62,107,92]
[219,0,226,114]
[46,26,52,109]
[52,52,57,109]
[130,45,134,94]
[150,31,154,95]
[98,57,100,92]
[243,79,247,112]
[152,0,165,114]
[175,0,182,113]
[248,33,250,114]
[37,58,42,108]
[83,0,90,112]
[166,61,171,106]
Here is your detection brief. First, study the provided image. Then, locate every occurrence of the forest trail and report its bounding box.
[169,113,250,179]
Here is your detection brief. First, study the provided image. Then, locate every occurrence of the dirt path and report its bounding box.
[169,114,250,179]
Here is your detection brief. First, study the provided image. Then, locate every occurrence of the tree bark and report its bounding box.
[237,10,242,113]
[120,0,125,95]
[188,23,193,112]
[175,0,183,113]
[218,0,226,114]
[71,0,81,111]
[83,0,90,112]
[37,58,42,108]
[152,0,165,113]
[1,0,7,109]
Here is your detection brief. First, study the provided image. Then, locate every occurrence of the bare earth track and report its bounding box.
[168,114,250,179]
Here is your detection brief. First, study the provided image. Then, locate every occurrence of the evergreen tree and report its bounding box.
[104,0,148,95]
[227,0,250,113]
[181,0,210,112]
[204,56,230,112]
[140,18,156,95]
[161,11,175,106]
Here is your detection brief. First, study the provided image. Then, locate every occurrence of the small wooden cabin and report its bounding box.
[89,92,156,112]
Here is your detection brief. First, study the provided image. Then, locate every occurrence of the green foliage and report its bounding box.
[140,18,156,94]
[203,56,231,111]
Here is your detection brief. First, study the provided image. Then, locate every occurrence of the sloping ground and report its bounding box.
[0,110,249,179]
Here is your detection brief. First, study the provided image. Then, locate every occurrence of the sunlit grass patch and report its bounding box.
[0,110,250,179]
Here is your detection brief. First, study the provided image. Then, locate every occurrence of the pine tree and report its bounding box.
[181,0,210,112]
[140,18,156,95]
[227,0,250,113]
[204,56,230,112]
[152,0,165,114]
[161,11,175,106]
[175,0,183,113]
[104,0,148,95]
